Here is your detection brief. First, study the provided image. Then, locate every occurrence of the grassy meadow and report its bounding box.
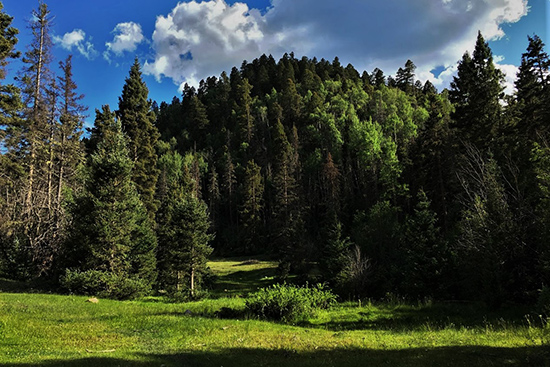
[0,258,549,366]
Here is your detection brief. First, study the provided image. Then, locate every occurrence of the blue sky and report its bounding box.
[3,0,548,128]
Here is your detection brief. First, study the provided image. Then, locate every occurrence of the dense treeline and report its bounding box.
[1,2,550,307]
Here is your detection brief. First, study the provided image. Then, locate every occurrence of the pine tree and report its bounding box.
[240,159,264,253]
[187,94,209,148]
[118,58,160,220]
[66,110,156,289]
[56,55,85,219]
[87,105,116,153]
[455,146,519,306]
[450,32,504,150]
[10,1,56,277]
[0,2,25,277]
[168,196,213,297]
[156,148,213,296]
[395,60,416,94]
[271,113,305,273]
[156,148,188,289]
[402,190,447,298]
[515,34,549,142]
[0,2,19,80]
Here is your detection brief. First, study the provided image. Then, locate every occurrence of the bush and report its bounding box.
[60,270,150,300]
[245,283,337,323]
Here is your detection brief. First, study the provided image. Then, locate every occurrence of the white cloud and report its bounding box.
[144,0,280,87]
[144,0,529,91]
[496,61,519,95]
[104,22,145,59]
[54,29,97,60]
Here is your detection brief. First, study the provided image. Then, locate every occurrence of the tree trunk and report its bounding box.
[190,266,195,297]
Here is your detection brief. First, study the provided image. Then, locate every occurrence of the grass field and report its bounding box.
[0,258,549,366]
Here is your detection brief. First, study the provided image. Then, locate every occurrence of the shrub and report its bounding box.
[245,283,337,323]
[60,270,150,300]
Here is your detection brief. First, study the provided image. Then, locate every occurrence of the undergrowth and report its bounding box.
[245,283,337,322]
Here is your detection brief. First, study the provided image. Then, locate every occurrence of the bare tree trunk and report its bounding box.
[56,135,65,215]
[190,266,195,297]
[25,6,47,215]
[47,121,55,213]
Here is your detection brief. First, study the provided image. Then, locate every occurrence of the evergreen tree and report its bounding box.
[395,60,416,94]
[87,105,116,154]
[271,113,305,274]
[56,55,85,217]
[450,32,504,150]
[155,147,213,296]
[0,2,19,80]
[10,1,56,277]
[66,110,156,289]
[515,34,550,142]
[187,94,209,148]
[118,58,160,220]
[163,196,213,297]
[236,78,254,146]
[402,190,447,298]
[455,146,519,306]
[240,159,264,253]
[0,2,25,278]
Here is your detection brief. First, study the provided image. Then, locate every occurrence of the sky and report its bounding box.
[3,0,549,128]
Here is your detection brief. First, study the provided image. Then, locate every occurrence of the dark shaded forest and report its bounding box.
[1,2,550,309]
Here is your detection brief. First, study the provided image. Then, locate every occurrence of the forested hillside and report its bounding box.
[1,2,550,308]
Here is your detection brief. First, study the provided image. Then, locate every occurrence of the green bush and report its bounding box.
[60,270,150,300]
[245,283,337,323]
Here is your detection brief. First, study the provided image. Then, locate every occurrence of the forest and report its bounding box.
[1,1,550,314]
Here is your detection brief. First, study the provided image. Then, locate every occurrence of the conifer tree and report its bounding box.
[450,32,504,150]
[271,110,305,273]
[0,2,19,80]
[118,58,160,220]
[402,190,447,298]
[156,147,213,296]
[395,60,416,94]
[515,35,549,142]
[67,110,156,289]
[0,2,25,277]
[240,159,264,253]
[10,1,57,277]
[18,1,54,213]
[56,55,85,217]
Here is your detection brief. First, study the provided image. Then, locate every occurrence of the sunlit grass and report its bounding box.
[208,256,278,297]
[0,258,549,366]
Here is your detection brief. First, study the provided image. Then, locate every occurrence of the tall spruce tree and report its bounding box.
[240,159,264,253]
[515,34,550,142]
[66,109,156,290]
[56,55,85,220]
[118,58,160,220]
[450,32,504,151]
[156,147,213,296]
[0,2,25,278]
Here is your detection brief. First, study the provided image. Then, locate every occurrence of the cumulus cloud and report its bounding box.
[144,0,280,87]
[144,0,529,91]
[54,29,97,60]
[104,22,145,60]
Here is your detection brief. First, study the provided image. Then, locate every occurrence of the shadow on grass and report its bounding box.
[210,267,277,298]
[0,278,53,294]
[3,346,549,367]
[301,302,536,332]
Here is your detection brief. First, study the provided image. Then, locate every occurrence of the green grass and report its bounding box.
[208,256,278,297]
[0,257,549,366]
